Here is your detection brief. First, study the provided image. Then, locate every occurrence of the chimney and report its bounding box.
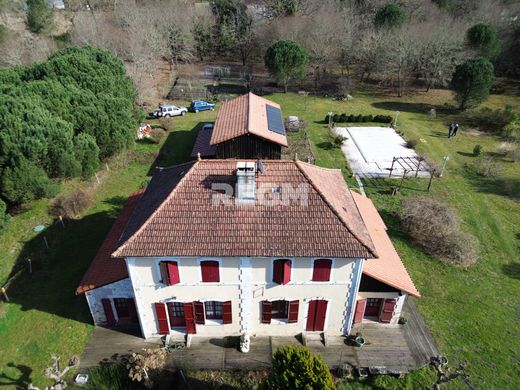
[236,162,256,203]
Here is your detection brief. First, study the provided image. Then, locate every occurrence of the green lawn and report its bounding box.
[0,90,519,389]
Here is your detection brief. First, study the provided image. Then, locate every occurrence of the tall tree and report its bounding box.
[466,22,501,61]
[451,57,494,110]
[265,40,309,92]
[375,3,405,30]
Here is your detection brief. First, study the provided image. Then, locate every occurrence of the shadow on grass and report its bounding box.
[502,262,520,280]
[3,198,127,326]
[316,141,334,150]
[468,177,520,201]
[147,123,203,175]
[371,101,456,115]
[457,151,476,157]
[429,131,449,138]
[0,363,33,388]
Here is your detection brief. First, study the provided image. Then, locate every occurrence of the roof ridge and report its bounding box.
[295,161,378,258]
[112,161,198,257]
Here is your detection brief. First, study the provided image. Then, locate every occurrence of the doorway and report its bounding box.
[364,298,383,318]
[305,300,328,332]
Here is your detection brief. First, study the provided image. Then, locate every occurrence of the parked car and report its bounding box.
[152,104,188,118]
[189,100,215,113]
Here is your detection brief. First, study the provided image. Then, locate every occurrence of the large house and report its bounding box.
[191,93,288,160]
[77,160,419,339]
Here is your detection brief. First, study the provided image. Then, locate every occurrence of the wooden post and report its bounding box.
[1,287,9,302]
[427,170,435,192]
[415,158,422,177]
[399,169,407,190]
[389,158,396,178]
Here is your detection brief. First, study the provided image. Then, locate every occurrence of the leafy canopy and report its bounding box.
[466,23,501,60]
[451,57,495,110]
[26,0,53,34]
[260,346,335,390]
[375,3,405,30]
[264,40,309,93]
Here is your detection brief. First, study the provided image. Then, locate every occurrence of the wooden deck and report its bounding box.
[80,299,439,374]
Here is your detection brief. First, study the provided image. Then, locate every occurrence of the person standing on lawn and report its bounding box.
[452,123,459,136]
[448,123,454,138]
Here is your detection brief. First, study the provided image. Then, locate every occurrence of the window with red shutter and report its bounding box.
[154,302,169,335]
[159,262,169,285]
[353,299,367,324]
[184,302,197,334]
[101,298,116,326]
[194,301,205,324]
[222,301,232,324]
[201,260,220,282]
[312,259,332,282]
[167,262,180,285]
[288,300,299,323]
[261,300,272,323]
[273,259,291,285]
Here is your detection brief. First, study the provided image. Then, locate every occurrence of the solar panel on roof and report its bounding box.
[266,105,285,135]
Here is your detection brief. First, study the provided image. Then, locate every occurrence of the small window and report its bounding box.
[273,259,291,285]
[271,300,289,319]
[201,260,220,282]
[205,301,223,320]
[160,261,180,285]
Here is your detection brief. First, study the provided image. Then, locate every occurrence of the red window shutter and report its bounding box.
[312,259,332,282]
[283,260,291,285]
[201,261,220,282]
[101,298,116,326]
[305,300,317,331]
[184,302,197,334]
[159,262,170,285]
[314,300,328,331]
[273,259,291,284]
[167,262,180,285]
[353,299,367,324]
[154,302,169,334]
[379,298,397,323]
[127,298,138,323]
[222,301,232,324]
[194,301,205,324]
[261,300,272,324]
[288,300,299,323]
[273,260,283,284]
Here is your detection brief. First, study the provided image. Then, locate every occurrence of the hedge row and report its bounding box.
[326,113,393,124]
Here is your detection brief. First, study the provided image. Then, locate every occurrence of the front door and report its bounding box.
[113,298,139,324]
[167,302,186,327]
[364,298,383,317]
[305,300,328,332]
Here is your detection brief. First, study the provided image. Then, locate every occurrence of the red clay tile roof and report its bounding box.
[351,191,420,297]
[191,126,216,158]
[113,160,376,259]
[210,93,288,147]
[76,191,143,294]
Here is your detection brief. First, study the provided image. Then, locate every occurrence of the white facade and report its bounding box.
[125,256,365,339]
[85,278,134,325]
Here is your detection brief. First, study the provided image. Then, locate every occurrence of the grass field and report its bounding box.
[0,90,519,389]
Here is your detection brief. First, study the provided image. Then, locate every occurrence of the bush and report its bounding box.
[458,105,517,134]
[339,113,348,122]
[375,3,405,30]
[502,119,520,141]
[347,114,355,122]
[471,155,503,177]
[406,139,418,149]
[466,23,501,60]
[159,117,174,132]
[85,363,136,390]
[334,135,347,147]
[363,114,374,122]
[1,159,59,204]
[473,144,482,156]
[451,57,495,110]
[149,128,165,144]
[260,346,335,390]
[27,0,53,34]
[355,114,363,122]
[0,199,9,233]
[50,189,93,218]
[332,114,339,122]
[74,133,100,179]
[507,145,520,162]
[400,198,479,266]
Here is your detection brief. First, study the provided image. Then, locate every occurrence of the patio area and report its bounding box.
[80,299,438,375]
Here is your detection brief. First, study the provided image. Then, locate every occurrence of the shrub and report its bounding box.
[507,145,520,162]
[473,144,482,156]
[332,114,340,122]
[400,198,479,266]
[406,139,418,149]
[466,23,501,60]
[0,199,9,233]
[86,363,131,390]
[74,133,100,179]
[363,114,374,122]
[159,117,173,132]
[347,114,355,122]
[50,189,93,218]
[27,0,53,33]
[149,128,165,144]
[459,105,517,134]
[451,57,495,110]
[375,3,405,30]
[355,114,363,122]
[502,119,520,141]
[1,159,59,204]
[339,113,348,122]
[334,135,347,147]
[260,346,335,390]
[472,155,503,177]
[325,114,331,123]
